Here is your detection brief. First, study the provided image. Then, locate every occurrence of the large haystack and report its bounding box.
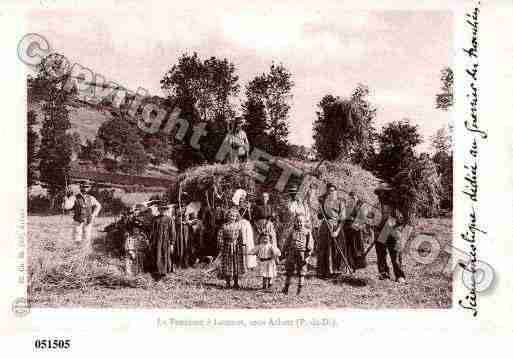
[168,159,384,226]
[388,156,443,223]
[170,162,257,206]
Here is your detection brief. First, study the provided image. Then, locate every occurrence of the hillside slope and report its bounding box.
[28,99,179,183]
[29,100,111,142]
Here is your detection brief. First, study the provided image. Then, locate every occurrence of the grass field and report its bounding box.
[27,215,452,309]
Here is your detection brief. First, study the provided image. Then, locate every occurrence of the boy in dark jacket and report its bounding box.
[282,214,314,295]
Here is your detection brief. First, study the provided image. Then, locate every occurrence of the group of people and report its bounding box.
[212,186,314,295]
[315,183,408,284]
[63,180,410,295]
[144,182,408,295]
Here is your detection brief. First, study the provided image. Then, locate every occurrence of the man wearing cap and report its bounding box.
[62,183,102,249]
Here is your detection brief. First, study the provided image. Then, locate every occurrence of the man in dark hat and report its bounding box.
[62,182,102,250]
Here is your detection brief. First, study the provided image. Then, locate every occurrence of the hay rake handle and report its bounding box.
[319,206,354,275]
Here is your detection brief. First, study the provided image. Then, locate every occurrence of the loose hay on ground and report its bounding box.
[27,211,451,308]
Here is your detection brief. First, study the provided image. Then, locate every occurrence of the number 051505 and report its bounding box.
[34,339,70,350]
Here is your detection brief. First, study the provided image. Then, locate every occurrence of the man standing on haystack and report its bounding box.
[229,117,249,164]
[62,182,102,250]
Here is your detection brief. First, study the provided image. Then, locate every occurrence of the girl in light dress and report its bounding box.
[246,233,281,290]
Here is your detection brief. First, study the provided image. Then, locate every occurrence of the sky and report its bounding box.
[27,2,453,152]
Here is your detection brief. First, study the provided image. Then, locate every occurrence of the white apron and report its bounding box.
[240,218,257,268]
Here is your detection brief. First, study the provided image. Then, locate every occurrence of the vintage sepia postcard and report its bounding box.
[1,0,512,355]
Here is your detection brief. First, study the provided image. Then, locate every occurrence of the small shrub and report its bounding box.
[88,187,129,216]
[28,194,52,214]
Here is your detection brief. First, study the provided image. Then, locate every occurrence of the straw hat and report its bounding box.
[79,181,91,191]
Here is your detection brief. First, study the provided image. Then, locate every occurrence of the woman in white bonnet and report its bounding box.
[232,188,257,270]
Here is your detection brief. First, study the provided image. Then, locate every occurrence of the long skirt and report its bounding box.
[175,220,190,268]
[188,223,203,263]
[220,241,246,279]
[240,219,257,269]
[316,221,343,277]
[148,217,174,275]
[343,224,367,270]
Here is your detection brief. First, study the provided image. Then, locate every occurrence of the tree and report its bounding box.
[160,53,240,167]
[313,94,340,160]
[142,133,173,166]
[79,138,104,165]
[374,119,422,184]
[97,115,141,161]
[245,63,294,156]
[434,65,454,212]
[430,126,452,153]
[431,125,453,211]
[161,53,239,123]
[119,141,149,175]
[373,120,443,222]
[436,67,453,111]
[27,110,39,188]
[241,96,270,152]
[37,53,74,200]
[313,84,377,163]
[289,144,311,161]
[67,132,82,159]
